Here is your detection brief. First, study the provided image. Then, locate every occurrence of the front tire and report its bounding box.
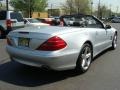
[0,30,3,38]
[111,34,117,50]
[76,43,92,73]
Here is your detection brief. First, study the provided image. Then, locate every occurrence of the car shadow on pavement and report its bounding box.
[0,48,114,87]
[92,48,113,61]
[0,61,82,87]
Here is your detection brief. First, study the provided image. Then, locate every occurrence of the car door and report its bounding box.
[85,16,108,54]
[105,25,113,47]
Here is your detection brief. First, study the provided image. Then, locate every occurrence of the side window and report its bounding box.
[85,16,104,28]
[10,12,24,22]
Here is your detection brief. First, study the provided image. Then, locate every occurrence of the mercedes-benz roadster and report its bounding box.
[6,14,117,73]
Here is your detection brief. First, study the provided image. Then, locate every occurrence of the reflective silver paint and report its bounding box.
[6,25,117,70]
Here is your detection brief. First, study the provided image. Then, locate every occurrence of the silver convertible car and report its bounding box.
[6,14,117,73]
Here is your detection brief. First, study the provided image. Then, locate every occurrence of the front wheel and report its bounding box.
[76,43,92,73]
[0,30,2,38]
[111,34,117,50]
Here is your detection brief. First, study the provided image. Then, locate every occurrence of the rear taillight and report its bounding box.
[7,37,12,46]
[6,19,12,28]
[36,36,67,51]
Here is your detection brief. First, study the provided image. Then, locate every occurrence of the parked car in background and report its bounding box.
[24,18,49,26]
[111,17,120,23]
[0,10,25,38]
[36,17,60,26]
[6,14,117,73]
[52,16,60,26]
[42,18,54,25]
[36,18,46,23]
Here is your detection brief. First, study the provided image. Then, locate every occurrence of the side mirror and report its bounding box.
[105,25,111,29]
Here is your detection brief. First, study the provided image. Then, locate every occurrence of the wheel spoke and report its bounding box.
[86,53,91,59]
[86,60,90,67]
[84,47,89,55]
[82,59,86,67]
[81,54,85,59]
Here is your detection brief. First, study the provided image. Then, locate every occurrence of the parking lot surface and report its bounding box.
[0,23,120,90]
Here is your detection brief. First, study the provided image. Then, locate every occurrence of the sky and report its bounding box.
[93,0,120,12]
[0,0,119,13]
[48,0,120,13]
[48,0,65,8]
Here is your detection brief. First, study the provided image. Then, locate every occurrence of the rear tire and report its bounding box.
[0,30,3,38]
[76,43,92,73]
[111,34,117,50]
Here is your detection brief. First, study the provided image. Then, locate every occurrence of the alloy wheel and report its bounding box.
[81,46,92,70]
[76,44,92,73]
[113,35,117,48]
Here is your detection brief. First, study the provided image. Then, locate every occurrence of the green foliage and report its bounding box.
[0,3,6,10]
[94,5,113,18]
[62,0,91,15]
[10,0,48,17]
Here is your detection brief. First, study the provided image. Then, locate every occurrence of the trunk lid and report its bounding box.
[8,26,84,50]
[11,26,82,37]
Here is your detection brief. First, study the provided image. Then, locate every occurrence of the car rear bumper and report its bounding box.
[6,45,79,70]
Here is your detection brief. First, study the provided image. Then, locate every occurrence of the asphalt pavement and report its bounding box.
[0,23,120,90]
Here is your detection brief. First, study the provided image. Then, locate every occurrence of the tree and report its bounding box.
[0,2,6,10]
[94,5,113,19]
[100,5,108,18]
[10,0,48,17]
[62,0,90,15]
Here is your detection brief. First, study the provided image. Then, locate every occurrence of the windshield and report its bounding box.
[27,19,40,23]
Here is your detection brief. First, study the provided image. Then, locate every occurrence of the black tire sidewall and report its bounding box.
[0,29,3,38]
[0,27,6,38]
[112,34,117,50]
[76,43,92,73]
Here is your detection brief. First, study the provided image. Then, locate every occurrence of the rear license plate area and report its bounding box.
[18,38,30,47]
